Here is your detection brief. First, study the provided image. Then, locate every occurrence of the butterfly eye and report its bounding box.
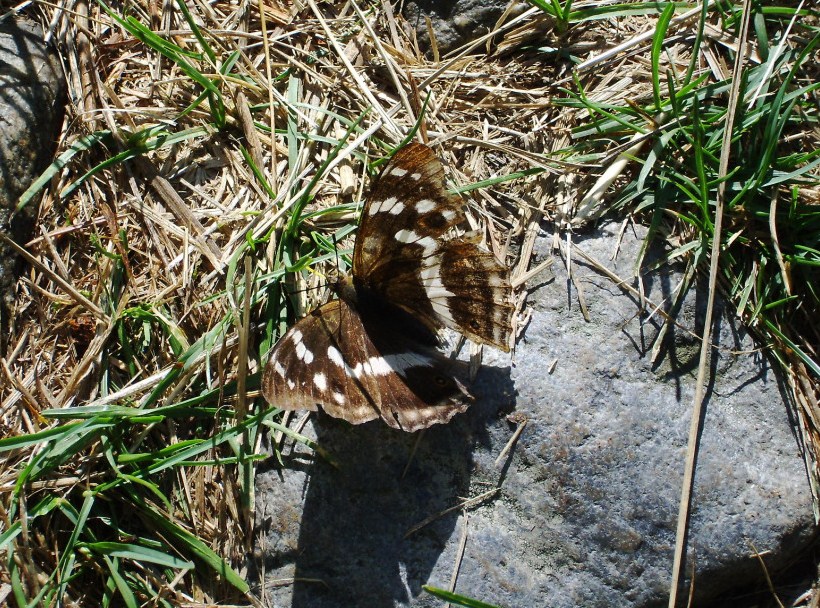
[434,375,448,386]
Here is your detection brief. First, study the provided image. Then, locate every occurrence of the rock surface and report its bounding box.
[0,18,65,320]
[252,221,814,607]
[403,0,523,56]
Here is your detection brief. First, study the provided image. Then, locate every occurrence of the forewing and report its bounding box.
[353,143,464,282]
[352,143,513,351]
[262,298,472,431]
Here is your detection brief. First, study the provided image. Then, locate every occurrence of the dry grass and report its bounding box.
[0,0,817,605]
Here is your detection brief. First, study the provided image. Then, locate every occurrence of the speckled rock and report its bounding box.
[0,17,65,320]
[252,221,814,607]
[403,0,527,56]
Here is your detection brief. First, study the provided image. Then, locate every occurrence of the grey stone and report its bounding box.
[403,0,525,56]
[0,17,66,321]
[252,221,814,607]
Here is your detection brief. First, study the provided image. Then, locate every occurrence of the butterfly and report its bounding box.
[262,143,513,432]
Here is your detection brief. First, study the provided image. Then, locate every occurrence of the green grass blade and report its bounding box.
[650,4,675,111]
[54,493,95,603]
[129,494,249,593]
[14,130,113,214]
[423,585,502,608]
[0,495,63,552]
[101,557,138,608]
[80,541,195,569]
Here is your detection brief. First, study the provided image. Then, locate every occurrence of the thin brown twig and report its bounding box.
[404,488,499,539]
[446,511,469,608]
[747,541,785,608]
[668,0,753,604]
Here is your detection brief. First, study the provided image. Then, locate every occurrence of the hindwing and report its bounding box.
[262,297,472,432]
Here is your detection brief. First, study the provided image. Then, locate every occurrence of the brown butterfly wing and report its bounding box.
[262,297,472,432]
[353,143,513,351]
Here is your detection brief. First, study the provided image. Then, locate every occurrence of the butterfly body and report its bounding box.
[263,143,513,431]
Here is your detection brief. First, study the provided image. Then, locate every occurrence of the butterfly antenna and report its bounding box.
[333,233,341,275]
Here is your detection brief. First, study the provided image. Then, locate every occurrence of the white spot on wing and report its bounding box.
[418,236,437,252]
[368,357,392,376]
[328,345,358,379]
[369,196,398,216]
[418,256,457,326]
[314,373,327,391]
[352,353,436,379]
[273,361,286,378]
[415,199,436,213]
[295,340,314,364]
[431,299,456,326]
[388,201,405,215]
[356,360,373,378]
[351,361,365,379]
[394,229,418,243]
[389,167,407,177]
[328,346,344,368]
[494,322,506,346]
[333,391,345,405]
[394,229,437,254]
[423,288,456,299]
[402,410,420,423]
[410,173,422,180]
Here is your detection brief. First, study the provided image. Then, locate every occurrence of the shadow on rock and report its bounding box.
[253,363,515,608]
